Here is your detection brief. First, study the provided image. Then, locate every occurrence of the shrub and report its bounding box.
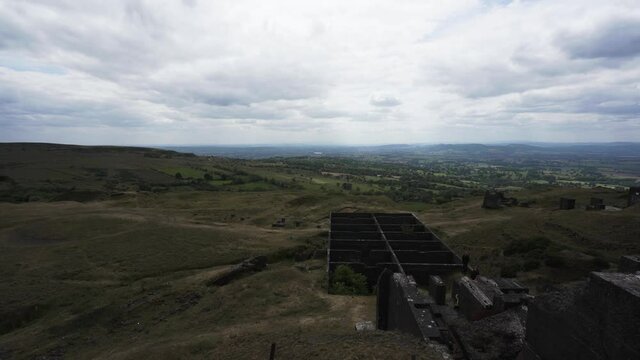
[330,265,369,295]
[175,172,183,179]
[591,257,609,270]
[545,255,566,268]
[504,236,551,256]
[523,259,540,271]
[500,263,521,278]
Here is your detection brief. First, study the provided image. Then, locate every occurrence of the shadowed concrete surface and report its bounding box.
[328,212,464,287]
[520,272,640,360]
[332,212,640,360]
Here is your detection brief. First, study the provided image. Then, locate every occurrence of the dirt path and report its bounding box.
[317,291,375,324]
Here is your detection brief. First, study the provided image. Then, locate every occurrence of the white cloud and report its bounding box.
[0,0,639,145]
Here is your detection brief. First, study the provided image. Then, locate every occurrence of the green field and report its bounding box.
[0,143,638,359]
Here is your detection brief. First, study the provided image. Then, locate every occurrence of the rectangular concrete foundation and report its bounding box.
[328,212,464,287]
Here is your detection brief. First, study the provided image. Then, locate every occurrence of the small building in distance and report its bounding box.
[482,190,503,209]
[482,190,518,209]
[559,198,576,210]
[629,187,640,207]
[586,197,605,211]
[272,217,286,228]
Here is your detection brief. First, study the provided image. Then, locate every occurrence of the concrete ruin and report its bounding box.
[327,212,464,287]
[376,271,445,342]
[482,190,518,209]
[482,191,503,209]
[586,197,605,211]
[619,255,640,273]
[272,217,286,228]
[452,276,531,321]
[520,272,640,360]
[629,187,640,207]
[452,306,527,360]
[559,197,576,210]
[328,212,640,359]
[329,212,533,358]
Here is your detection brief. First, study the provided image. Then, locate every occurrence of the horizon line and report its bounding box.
[2,141,640,148]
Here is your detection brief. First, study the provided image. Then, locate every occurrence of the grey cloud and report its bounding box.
[150,62,327,108]
[1,0,640,144]
[501,80,640,120]
[302,108,350,119]
[182,0,197,7]
[559,18,640,59]
[370,95,402,107]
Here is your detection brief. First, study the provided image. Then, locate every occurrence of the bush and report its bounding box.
[330,265,369,295]
[500,263,521,278]
[545,255,566,268]
[504,236,551,256]
[175,172,183,180]
[591,257,610,270]
[523,259,540,271]
[266,245,313,263]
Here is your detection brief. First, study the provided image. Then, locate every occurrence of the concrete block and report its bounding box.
[619,255,640,273]
[523,272,640,360]
[559,197,576,210]
[355,321,375,331]
[454,276,493,321]
[429,275,446,305]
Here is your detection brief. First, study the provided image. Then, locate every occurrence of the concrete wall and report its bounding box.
[629,187,640,207]
[377,271,442,341]
[619,255,640,273]
[522,272,640,360]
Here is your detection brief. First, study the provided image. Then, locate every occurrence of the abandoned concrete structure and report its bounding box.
[328,212,640,359]
[629,187,640,207]
[327,212,464,287]
[329,212,534,358]
[452,276,531,321]
[619,255,640,273]
[520,271,640,360]
[376,270,445,341]
[586,197,605,211]
[482,190,503,209]
[482,190,518,209]
[559,197,576,210]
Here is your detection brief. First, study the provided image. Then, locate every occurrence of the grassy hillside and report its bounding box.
[0,143,638,359]
[421,187,639,290]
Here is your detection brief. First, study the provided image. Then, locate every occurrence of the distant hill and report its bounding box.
[162,142,640,159]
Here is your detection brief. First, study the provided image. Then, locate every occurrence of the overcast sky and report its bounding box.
[1,0,639,145]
